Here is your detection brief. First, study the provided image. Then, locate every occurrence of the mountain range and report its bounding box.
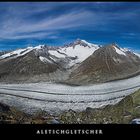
[0,39,140,84]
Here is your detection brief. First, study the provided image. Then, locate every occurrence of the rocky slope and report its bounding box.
[59,89,140,124]
[0,102,60,124]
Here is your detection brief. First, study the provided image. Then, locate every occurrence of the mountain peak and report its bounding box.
[103,43,119,48]
[66,39,89,47]
[64,39,99,49]
[103,43,127,56]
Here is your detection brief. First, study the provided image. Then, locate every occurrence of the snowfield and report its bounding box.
[0,75,140,114]
[59,44,98,63]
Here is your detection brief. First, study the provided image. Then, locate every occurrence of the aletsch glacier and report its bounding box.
[0,72,140,114]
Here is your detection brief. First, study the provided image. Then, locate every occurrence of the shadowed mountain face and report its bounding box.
[0,41,140,84]
[67,44,140,85]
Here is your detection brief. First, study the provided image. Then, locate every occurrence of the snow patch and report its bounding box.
[114,46,126,56]
[48,50,66,58]
[39,56,53,64]
[134,53,140,58]
[120,48,129,52]
[0,48,33,59]
[113,57,123,63]
[81,40,99,49]
[34,45,44,50]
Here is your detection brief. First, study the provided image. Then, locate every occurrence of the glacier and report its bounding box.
[0,75,140,114]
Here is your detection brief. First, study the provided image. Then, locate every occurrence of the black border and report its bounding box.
[0,124,140,137]
[0,0,140,138]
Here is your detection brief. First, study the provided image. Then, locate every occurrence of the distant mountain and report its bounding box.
[0,39,99,68]
[66,43,140,84]
[0,40,140,84]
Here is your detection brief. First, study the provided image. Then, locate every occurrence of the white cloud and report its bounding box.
[0,2,139,40]
[0,10,96,40]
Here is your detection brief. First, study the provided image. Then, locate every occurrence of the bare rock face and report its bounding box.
[67,44,140,85]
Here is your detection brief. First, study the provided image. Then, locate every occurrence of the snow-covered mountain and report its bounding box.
[0,39,100,83]
[67,43,140,84]
[48,39,99,67]
[0,40,140,84]
[0,39,99,68]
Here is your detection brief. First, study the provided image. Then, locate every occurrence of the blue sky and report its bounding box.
[0,2,140,52]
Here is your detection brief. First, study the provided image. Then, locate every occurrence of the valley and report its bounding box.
[0,39,140,123]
